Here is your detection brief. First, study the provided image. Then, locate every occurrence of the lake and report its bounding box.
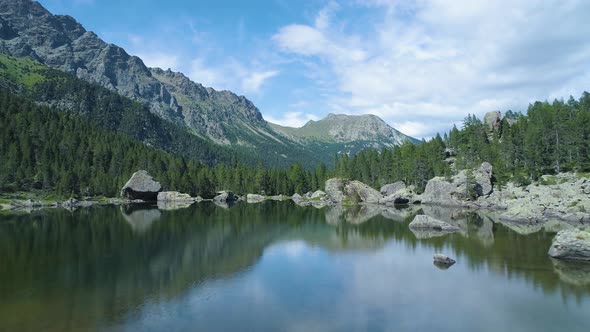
[1,202,589,331]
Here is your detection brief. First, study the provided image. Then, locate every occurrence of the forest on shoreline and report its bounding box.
[1,88,589,199]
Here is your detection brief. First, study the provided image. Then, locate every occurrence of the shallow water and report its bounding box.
[0,202,589,331]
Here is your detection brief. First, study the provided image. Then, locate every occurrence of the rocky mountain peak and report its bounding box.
[271,112,418,148]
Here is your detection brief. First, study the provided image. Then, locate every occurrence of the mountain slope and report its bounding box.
[0,0,274,146]
[150,68,288,146]
[0,0,418,167]
[0,52,242,166]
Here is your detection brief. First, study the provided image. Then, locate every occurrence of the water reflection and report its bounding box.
[121,204,161,232]
[0,202,589,331]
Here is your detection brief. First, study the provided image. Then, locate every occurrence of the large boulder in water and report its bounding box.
[345,181,382,204]
[324,178,381,204]
[214,191,237,204]
[120,170,162,201]
[379,185,421,205]
[548,229,590,262]
[325,178,347,202]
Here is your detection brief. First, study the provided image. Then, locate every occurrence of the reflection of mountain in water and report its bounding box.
[0,202,589,330]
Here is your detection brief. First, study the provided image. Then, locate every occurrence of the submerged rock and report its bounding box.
[433,254,456,265]
[548,229,590,262]
[120,170,162,201]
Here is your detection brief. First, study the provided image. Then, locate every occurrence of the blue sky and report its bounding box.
[38,0,590,139]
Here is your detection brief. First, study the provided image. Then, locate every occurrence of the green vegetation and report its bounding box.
[1,53,589,199]
[0,53,314,168]
[0,90,331,197]
[0,55,45,90]
[333,93,590,192]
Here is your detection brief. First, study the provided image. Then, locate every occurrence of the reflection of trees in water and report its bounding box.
[0,202,589,330]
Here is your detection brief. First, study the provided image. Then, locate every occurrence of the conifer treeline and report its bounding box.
[334,92,590,190]
[1,89,589,198]
[0,91,329,197]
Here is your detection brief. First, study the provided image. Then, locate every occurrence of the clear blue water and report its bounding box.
[0,202,589,331]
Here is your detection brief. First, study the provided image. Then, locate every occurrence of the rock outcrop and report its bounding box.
[548,229,590,262]
[157,191,195,202]
[380,182,406,196]
[422,162,493,206]
[380,185,421,205]
[292,191,330,207]
[345,181,382,204]
[120,170,162,201]
[480,173,590,223]
[213,191,237,205]
[324,178,381,204]
[484,111,502,132]
[325,178,347,202]
[311,190,329,200]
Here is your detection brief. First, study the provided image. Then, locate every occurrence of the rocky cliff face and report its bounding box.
[0,0,276,146]
[150,68,280,145]
[0,0,185,124]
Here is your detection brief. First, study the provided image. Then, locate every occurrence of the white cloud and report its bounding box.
[189,58,225,89]
[188,58,279,94]
[242,70,279,93]
[264,111,320,128]
[272,0,590,138]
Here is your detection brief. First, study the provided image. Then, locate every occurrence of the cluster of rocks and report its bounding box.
[5,197,98,210]
[478,173,590,223]
[421,162,494,206]
[292,190,331,207]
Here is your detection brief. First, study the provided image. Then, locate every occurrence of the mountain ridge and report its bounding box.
[270,113,420,148]
[0,0,418,166]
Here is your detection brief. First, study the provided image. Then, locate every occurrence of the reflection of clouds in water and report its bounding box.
[265,240,320,260]
[280,240,308,259]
